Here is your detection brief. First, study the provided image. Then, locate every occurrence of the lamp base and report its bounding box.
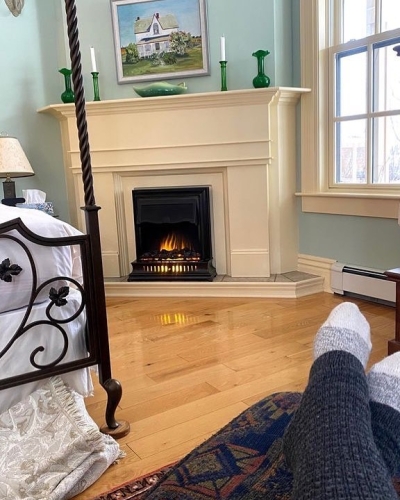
[3,179,16,198]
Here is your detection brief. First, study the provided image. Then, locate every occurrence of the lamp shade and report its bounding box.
[0,136,34,178]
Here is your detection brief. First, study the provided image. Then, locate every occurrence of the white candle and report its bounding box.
[220,36,226,61]
[90,47,97,73]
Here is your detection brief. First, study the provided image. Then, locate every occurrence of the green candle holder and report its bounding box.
[59,68,75,103]
[91,71,101,101]
[220,60,228,92]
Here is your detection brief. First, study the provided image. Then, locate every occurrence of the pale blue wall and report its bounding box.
[0,1,68,219]
[299,211,400,270]
[1,0,290,221]
[2,0,399,271]
[73,0,290,100]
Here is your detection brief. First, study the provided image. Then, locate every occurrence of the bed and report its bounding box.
[0,0,129,439]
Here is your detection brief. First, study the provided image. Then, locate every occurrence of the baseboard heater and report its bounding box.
[331,262,396,305]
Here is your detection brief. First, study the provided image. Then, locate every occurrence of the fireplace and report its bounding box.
[128,186,217,281]
[43,88,308,283]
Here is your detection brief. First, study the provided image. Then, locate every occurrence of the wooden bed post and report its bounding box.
[384,268,400,354]
[64,0,130,438]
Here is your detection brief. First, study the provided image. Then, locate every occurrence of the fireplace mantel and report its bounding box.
[39,87,310,282]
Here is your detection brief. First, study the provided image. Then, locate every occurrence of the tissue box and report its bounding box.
[16,202,54,215]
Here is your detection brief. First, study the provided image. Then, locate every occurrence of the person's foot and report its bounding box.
[368,352,400,476]
[368,352,400,413]
[314,302,371,367]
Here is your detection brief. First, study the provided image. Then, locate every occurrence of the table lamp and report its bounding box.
[0,135,34,199]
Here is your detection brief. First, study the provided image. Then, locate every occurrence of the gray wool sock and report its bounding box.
[368,352,400,413]
[314,302,371,368]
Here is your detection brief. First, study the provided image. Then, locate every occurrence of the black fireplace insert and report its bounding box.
[128,186,217,281]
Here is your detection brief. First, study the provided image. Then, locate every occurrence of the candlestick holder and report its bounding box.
[219,61,227,91]
[91,71,101,101]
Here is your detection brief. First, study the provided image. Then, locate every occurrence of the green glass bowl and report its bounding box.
[132,81,187,98]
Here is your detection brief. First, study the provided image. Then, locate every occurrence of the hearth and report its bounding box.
[128,187,217,281]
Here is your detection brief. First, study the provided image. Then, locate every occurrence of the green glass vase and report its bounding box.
[59,68,75,103]
[252,50,270,88]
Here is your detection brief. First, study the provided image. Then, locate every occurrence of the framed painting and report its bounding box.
[110,0,210,84]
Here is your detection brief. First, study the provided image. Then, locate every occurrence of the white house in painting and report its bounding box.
[134,12,179,57]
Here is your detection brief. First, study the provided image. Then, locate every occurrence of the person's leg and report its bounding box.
[283,302,398,499]
[368,353,400,476]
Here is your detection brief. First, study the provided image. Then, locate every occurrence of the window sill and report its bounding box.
[296,192,400,219]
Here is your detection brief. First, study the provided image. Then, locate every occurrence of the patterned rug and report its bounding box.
[92,392,400,499]
[91,465,176,499]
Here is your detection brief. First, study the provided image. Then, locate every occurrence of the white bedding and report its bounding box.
[0,288,94,414]
[0,205,93,413]
[0,204,83,314]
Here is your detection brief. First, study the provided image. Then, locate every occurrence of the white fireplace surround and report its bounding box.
[40,88,324,296]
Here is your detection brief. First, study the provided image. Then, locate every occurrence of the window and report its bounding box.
[300,0,400,218]
[332,1,400,186]
[153,24,159,35]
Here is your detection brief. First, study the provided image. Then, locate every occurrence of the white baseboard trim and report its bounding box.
[104,275,324,298]
[297,254,336,293]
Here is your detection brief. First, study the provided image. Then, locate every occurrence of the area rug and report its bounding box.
[91,465,176,500]
[93,391,400,499]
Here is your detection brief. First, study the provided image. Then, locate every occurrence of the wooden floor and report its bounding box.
[72,292,395,499]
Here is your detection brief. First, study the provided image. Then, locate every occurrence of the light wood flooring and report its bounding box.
[72,292,395,499]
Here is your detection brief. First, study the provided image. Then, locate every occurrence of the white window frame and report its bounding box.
[299,0,400,219]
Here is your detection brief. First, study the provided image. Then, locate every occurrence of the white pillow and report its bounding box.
[0,377,123,500]
[0,204,83,313]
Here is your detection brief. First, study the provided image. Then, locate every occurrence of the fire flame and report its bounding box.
[159,233,192,252]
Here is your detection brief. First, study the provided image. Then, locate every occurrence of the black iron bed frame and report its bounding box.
[0,0,130,439]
